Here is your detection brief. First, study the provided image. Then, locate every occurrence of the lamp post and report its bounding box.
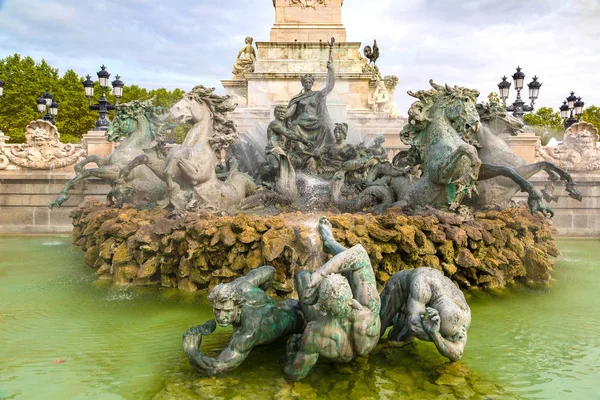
[497,67,542,119]
[560,92,584,129]
[83,65,124,131]
[36,89,59,125]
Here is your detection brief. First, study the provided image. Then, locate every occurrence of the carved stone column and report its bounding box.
[505,131,540,164]
[271,0,347,42]
[82,130,115,158]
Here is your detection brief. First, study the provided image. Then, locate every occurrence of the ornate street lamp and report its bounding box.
[36,89,58,124]
[561,92,584,129]
[83,65,124,131]
[112,75,124,98]
[497,66,541,119]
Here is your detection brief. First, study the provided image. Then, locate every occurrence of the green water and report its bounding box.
[0,237,598,399]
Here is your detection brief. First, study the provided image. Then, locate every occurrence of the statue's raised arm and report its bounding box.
[323,37,336,96]
[283,217,381,381]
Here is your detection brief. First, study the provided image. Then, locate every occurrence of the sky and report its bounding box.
[0,0,599,114]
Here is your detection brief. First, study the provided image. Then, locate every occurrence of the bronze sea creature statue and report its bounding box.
[118,85,257,213]
[182,266,306,375]
[335,81,582,216]
[333,80,482,213]
[379,267,471,362]
[283,217,381,381]
[469,102,582,212]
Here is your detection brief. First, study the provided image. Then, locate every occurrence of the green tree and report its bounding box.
[0,54,61,142]
[581,105,600,137]
[0,54,186,143]
[148,87,186,109]
[523,107,564,131]
[54,69,97,143]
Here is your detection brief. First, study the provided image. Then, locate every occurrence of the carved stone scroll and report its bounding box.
[0,120,86,170]
[536,121,600,171]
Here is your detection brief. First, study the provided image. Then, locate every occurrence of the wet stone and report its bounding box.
[436,373,467,387]
[71,202,559,296]
[451,382,476,399]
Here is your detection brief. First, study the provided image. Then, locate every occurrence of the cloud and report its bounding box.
[0,0,598,115]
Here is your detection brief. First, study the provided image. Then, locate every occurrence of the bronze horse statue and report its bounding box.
[469,102,581,212]
[49,99,166,209]
[334,80,482,212]
[118,85,256,213]
[333,81,581,216]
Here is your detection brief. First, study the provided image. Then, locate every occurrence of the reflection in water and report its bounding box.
[464,239,600,399]
[0,238,598,399]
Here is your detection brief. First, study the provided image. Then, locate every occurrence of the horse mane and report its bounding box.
[114,98,159,120]
[112,99,164,143]
[400,80,479,147]
[190,85,239,152]
[476,102,524,136]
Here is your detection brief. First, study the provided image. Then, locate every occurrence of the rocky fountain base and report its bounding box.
[72,199,558,297]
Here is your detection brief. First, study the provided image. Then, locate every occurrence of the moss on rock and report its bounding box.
[70,200,559,296]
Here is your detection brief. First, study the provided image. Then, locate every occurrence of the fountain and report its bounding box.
[50,38,584,387]
[0,7,597,400]
[30,0,590,394]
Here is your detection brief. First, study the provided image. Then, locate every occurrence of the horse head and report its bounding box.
[431,81,480,142]
[170,85,239,151]
[401,81,482,208]
[476,102,524,136]
[402,80,481,147]
[170,91,206,125]
[107,99,159,143]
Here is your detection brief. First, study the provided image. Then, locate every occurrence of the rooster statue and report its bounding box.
[363,40,379,65]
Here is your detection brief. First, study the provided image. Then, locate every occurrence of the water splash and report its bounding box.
[227,118,268,178]
[296,173,331,211]
[41,241,66,246]
[106,287,136,302]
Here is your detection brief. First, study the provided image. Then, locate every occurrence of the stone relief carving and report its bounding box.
[0,120,86,170]
[368,79,389,112]
[289,0,326,9]
[536,121,600,171]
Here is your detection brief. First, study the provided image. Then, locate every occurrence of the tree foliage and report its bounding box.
[581,105,600,137]
[523,107,564,131]
[0,54,185,143]
[487,92,501,105]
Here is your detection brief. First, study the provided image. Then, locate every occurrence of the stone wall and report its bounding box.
[514,171,600,237]
[71,200,559,298]
[0,130,113,233]
[0,170,108,233]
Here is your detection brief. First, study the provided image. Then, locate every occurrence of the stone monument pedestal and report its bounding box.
[270,0,346,42]
[222,0,406,148]
[506,131,540,164]
[82,130,116,159]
